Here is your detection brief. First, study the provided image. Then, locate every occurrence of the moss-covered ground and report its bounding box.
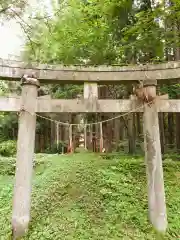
[0,153,180,239]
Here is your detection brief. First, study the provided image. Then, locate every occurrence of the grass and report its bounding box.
[0,152,180,239]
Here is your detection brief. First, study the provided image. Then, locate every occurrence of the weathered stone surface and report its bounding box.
[0,97,180,112]
[34,99,180,113]
[12,83,38,239]
[143,85,167,232]
[83,82,98,111]
[83,82,98,149]
[0,59,180,83]
[20,74,40,87]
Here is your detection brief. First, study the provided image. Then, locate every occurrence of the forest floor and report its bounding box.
[0,152,180,239]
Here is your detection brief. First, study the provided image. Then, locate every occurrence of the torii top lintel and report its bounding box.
[0,59,180,84]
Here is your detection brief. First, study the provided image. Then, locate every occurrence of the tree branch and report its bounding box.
[0,0,26,15]
[0,6,11,14]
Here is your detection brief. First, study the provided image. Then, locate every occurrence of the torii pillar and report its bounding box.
[143,80,167,232]
[12,75,40,239]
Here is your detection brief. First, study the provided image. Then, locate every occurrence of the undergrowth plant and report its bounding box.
[0,153,179,239]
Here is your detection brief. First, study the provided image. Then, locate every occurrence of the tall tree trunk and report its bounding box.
[114,116,121,151]
[136,113,141,138]
[128,113,136,154]
[173,22,180,153]
[50,115,55,149]
[168,113,174,149]
[159,113,165,154]
[35,134,39,153]
[176,113,180,153]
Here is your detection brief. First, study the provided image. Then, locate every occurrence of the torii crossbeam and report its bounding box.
[0,59,179,238]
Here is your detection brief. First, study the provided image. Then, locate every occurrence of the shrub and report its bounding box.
[0,140,17,157]
[0,157,16,175]
[0,154,51,176]
[45,141,68,154]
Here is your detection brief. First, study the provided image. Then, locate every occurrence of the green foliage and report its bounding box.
[24,0,180,65]
[0,140,17,157]
[121,7,165,63]
[0,82,19,143]
[45,141,68,154]
[0,81,9,95]
[160,83,180,99]
[0,154,52,176]
[163,153,180,161]
[24,0,134,65]
[0,157,16,175]
[50,84,83,99]
[0,153,180,239]
[25,0,114,64]
[23,0,180,105]
[0,113,18,141]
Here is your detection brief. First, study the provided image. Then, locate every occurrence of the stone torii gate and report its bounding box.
[0,59,180,238]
